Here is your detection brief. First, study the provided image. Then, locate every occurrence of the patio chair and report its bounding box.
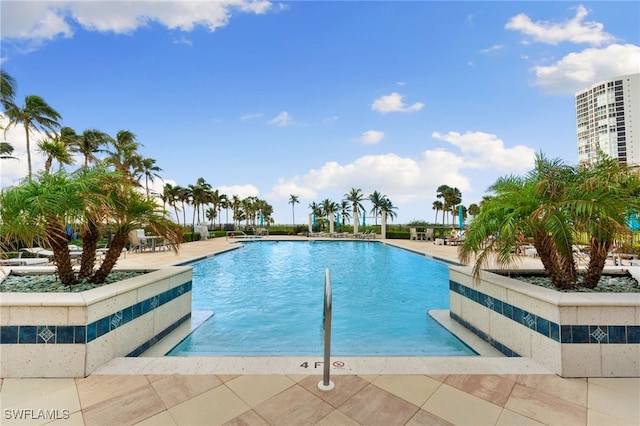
[0,251,50,266]
[409,228,418,241]
[129,229,149,253]
[425,228,434,241]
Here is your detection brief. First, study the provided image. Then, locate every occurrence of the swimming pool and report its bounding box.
[168,241,475,356]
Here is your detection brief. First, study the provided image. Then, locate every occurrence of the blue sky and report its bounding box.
[2,1,639,225]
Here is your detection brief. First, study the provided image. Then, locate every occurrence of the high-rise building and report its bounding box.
[575,73,639,167]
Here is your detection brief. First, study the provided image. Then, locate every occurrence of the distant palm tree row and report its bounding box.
[288,188,398,229]
[161,179,273,230]
[430,184,479,228]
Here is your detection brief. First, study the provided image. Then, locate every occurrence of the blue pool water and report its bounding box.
[168,241,475,356]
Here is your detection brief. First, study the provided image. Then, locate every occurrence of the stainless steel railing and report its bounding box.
[318,268,335,391]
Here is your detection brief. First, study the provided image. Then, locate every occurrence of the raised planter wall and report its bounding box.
[0,266,192,378]
[449,265,640,377]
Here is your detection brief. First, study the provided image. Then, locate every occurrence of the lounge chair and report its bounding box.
[447,230,466,246]
[0,252,50,266]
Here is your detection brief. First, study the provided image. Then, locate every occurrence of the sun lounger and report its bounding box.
[0,252,50,266]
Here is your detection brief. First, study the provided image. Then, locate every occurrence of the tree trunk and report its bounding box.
[79,219,100,278]
[90,233,128,284]
[534,233,576,289]
[583,239,610,289]
[46,220,77,286]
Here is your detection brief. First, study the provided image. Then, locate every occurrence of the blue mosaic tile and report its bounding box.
[74,326,86,344]
[1,326,19,344]
[122,306,133,325]
[19,326,38,343]
[86,322,97,342]
[572,325,590,343]
[56,326,75,343]
[560,325,572,343]
[590,326,608,343]
[110,311,123,331]
[96,317,110,338]
[37,326,55,343]
[132,301,143,319]
[550,323,560,342]
[608,326,626,344]
[523,312,537,330]
[536,317,550,337]
[626,326,639,344]
[492,299,503,314]
[503,303,513,320]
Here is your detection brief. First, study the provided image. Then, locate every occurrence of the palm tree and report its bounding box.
[380,197,398,223]
[70,128,110,168]
[321,198,339,228]
[0,142,16,160]
[459,152,640,290]
[368,190,386,225]
[176,185,190,227]
[0,169,108,285]
[188,177,212,228]
[339,200,351,226]
[210,190,224,229]
[432,200,443,224]
[137,157,163,198]
[104,130,142,181]
[344,188,365,230]
[4,95,62,180]
[205,207,217,227]
[435,185,450,226]
[468,203,480,218]
[288,194,299,227]
[38,137,74,173]
[161,183,181,222]
[0,70,17,112]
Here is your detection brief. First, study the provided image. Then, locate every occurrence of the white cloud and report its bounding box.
[358,130,384,145]
[505,5,615,46]
[431,131,535,172]
[217,184,260,199]
[371,92,424,114]
[241,113,264,121]
[533,44,640,94]
[1,1,273,45]
[268,111,293,127]
[0,116,47,187]
[480,44,505,54]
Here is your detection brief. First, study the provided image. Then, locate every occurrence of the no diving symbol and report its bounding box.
[332,361,345,368]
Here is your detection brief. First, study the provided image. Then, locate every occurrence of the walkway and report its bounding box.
[1,236,638,425]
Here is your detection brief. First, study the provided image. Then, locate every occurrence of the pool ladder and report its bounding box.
[318,268,335,392]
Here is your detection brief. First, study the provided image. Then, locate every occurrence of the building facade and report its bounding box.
[575,73,639,167]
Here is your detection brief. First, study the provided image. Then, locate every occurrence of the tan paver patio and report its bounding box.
[1,235,638,425]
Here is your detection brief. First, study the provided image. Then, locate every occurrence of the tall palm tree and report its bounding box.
[344,188,365,229]
[210,190,224,229]
[432,200,443,224]
[38,137,74,173]
[70,128,110,168]
[380,197,398,222]
[176,185,190,227]
[161,183,181,222]
[136,157,163,198]
[288,194,299,226]
[321,198,339,226]
[188,177,212,228]
[104,130,142,181]
[4,95,62,180]
[339,200,351,226]
[368,190,386,225]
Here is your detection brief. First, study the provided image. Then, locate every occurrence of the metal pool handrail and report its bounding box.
[318,268,335,391]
